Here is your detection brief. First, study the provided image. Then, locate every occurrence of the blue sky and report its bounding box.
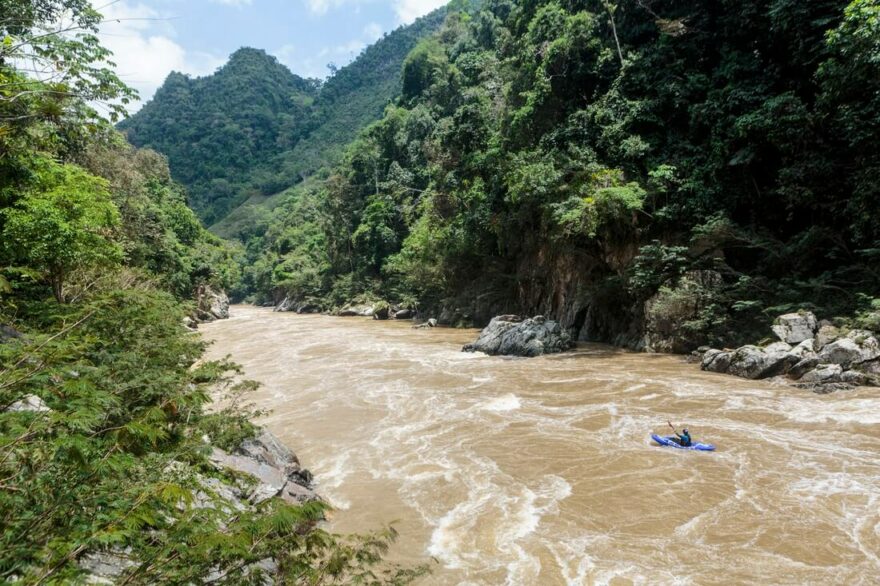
[96,0,447,111]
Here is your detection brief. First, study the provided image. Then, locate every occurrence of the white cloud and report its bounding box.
[363,22,384,41]
[211,0,253,5]
[273,22,386,80]
[301,0,444,22]
[97,2,224,112]
[393,0,447,23]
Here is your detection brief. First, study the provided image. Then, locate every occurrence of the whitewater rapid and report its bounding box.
[202,306,880,585]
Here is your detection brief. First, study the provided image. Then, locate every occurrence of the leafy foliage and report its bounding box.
[239,0,880,345]
[1,2,424,582]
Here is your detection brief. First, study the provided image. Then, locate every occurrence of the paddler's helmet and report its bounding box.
[683,428,689,433]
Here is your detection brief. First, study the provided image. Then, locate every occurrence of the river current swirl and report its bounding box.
[203,306,880,585]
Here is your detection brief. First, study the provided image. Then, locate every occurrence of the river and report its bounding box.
[202,305,880,585]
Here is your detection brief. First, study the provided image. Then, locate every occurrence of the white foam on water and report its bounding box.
[480,393,522,412]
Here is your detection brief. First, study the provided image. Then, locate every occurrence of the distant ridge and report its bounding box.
[119,9,448,229]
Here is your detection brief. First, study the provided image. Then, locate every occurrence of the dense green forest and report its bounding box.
[120,9,449,232]
[239,0,880,350]
[0,1,422,582]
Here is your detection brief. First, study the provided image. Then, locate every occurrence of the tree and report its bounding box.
[1,157,120,302]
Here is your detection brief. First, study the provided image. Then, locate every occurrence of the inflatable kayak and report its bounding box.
[652,434,715,451]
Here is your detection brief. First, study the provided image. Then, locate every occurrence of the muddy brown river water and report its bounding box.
[202,305,880,585]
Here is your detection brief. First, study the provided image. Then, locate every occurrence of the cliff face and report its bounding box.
[431,239,647,349]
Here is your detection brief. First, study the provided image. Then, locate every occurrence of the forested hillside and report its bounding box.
[247,0,880,350]
[120,10,448,231]
[0,2,420,582]
[117,48,320,225]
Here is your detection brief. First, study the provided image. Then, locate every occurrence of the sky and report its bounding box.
[95,0,448,111]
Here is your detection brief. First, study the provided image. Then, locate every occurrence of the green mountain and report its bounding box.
[118,48,319,225]
[119,10,447,231]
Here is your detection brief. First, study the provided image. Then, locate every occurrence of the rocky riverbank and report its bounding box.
[697,311,879,392]
[81,427,320,583]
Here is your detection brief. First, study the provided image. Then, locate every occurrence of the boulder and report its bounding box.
[793,381,855,394]
[196,287,230,322]
[79,548,137,583]
[817,333,879,367]
[236,430,301,479]
[0,324,23,343]
[788,339,816,360]
[771,312,818,344]
[799,363,843,384]
[789,357,820,380]
[338,304,374,317]
[813,324,840,351]
[763,341,792,354]
[463,315,574,357]
[209,448,287,504]
[274,297,294,312]
[280,481,319,504]
[393,308,413,320]
[296,303,320,314]
[726,345,797,379]
[7,394,51,413]
[182,316,197,330]
[854,358,880,376]
[841,370,869,386]
[701,349,732,373]
[372,306,390,320]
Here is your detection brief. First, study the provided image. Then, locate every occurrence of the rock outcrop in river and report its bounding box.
[463,314,575,357]
[195,286,230,322]
[699,311,880,391]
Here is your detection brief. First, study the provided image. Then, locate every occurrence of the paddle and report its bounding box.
[667,420,679,437]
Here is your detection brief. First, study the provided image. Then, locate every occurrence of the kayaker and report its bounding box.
[667,421,692,446]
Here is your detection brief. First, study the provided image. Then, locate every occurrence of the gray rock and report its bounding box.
[7,394,51,413]
[0,324,23,343]
[799,363,843,384]
[813,324,840,351]
[701,349,732,373]
[463,315,574,357]
[192,476,248,513]
[209,448,287,504]
[372,306,390,320]
[274,296,294,312]
[817,334,879,367]
[237,430,301,479]
[841,370,869,386]
[393,308,413,320]
[789,357,820,380]
[79,548,136,582]
[296,303,320,314]
[338,304,374,317]
[788,339,816,360]
[196,287,230,322]
[764,341,793,354]
[280,481,319,504]
[854,358,880,376]
[182,316,197,330]
[771,312,818,344]
[793,381,855,394]
[727,345,797,379]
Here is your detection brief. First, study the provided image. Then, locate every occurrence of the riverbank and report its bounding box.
[202,305,880,585]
